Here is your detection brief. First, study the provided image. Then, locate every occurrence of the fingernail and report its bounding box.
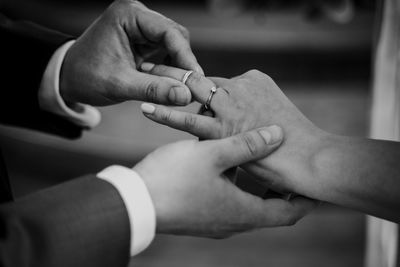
[259,125,283,145]
[141,62,155,72]
[141,103,155,114]
[169,87,190,105]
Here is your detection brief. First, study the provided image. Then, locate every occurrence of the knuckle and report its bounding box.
[105,2,123,19]
[263,73,274,84]
[166,27,180,37]
[151,65,166,74]
[170,20,181,30]
[159,109,173,123]
[184,115,197,130]
[116,0,140,8]
[114,0,127,5]
[263,72,272,80]
[186,71,203,86]
[179,25,190,39]
[127,0,144,7]
[240,133,259,157]
[144,82,159,102]
[108,0,142,27]
[245,69,262,77]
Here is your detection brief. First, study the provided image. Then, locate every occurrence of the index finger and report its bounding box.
[164,29,204,75]
[209,126,284,170]
[136,10,204,74]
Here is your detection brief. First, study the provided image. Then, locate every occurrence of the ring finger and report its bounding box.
[141,62,227,112]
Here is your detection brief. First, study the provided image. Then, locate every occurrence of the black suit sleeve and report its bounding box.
[0,175,131,267]
[0,12,83,139]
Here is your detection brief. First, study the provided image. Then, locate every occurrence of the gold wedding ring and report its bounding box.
[204,86,217,110]
[182,70,193,85]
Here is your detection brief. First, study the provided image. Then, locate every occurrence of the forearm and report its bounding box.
[0,176,130,267]
[0,12,84,137]
[312,134,400,222]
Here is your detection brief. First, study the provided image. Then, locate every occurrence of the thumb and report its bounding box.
[127,71,192,105]
[212,125,284,170]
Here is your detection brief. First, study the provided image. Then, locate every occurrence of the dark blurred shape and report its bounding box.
[1,0,374,83]
[207,0,246,17]
[306,0,355,23]
[0,148,12,204]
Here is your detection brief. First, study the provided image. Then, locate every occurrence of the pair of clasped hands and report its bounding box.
[61,0,322,238]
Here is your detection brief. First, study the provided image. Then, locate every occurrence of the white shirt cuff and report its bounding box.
[97,165,156,256]
[38,40,101,128]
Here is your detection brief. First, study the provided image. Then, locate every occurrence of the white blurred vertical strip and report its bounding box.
[367,0,400,267]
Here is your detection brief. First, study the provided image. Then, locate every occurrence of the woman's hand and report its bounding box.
[139,63,331,199]
[134,126,317,238]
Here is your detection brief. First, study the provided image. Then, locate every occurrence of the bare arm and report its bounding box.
[311,135,400,222]
[138,64,400,222]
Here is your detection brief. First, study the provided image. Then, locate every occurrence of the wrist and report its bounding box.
[97,165,156,256]
[38,40,101,128]
[309,132,345,201]
[275,123,332,197]
[132,165,166,234]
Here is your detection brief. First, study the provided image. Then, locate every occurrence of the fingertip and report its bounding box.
[268,125,283,142]
[290,196,319,214]
[141,62,155,72]
[141,103,156,114]
[259,130,272,145]
[258,125,283,145]
[168,86,192,106]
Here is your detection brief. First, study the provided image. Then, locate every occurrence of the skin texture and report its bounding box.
[60,0,203,107]
[50,0,316,236]
[134,126,317,238]
[140,64,326,196]
[140,63,400,223]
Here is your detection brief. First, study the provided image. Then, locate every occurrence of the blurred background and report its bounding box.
[0,0,377,266]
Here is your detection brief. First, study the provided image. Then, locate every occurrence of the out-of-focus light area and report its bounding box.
[0,0,375,266]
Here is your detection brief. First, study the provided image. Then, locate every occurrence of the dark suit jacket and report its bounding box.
[0,12,131,267]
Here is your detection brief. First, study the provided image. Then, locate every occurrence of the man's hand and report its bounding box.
[139,64,330,199]
[134,126,316,238]
[60,0,203,107]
